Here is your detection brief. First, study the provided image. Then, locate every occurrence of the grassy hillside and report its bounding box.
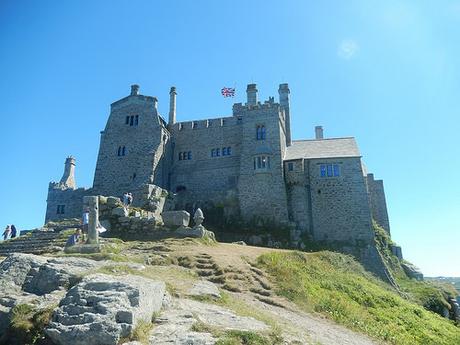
[257,251,460,345]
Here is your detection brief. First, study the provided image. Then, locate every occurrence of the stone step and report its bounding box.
[0,231,67,256]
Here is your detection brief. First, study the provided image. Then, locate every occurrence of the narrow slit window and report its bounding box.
[135,115,139,126]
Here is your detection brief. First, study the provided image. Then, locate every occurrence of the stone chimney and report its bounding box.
[279,83,292,147]
[130,84,140,96]
[169,86,177,125]
[59,156,76,189]
[315,126,324,140]
[246,84,258,105]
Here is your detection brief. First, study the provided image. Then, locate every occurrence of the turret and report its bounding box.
[169,86,177,126]
[60,156,76,189]
[279,83,292,146]
[246,84,258,105]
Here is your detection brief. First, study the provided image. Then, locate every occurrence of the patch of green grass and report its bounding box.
[6,303,56,345]
[118,319,154,345]
[373,222,457,316]
[257,251,460,345]
[216,330,281,345]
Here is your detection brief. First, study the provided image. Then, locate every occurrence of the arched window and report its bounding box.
[256,125,266,140]
[122,146,126,156]
[117,146,121,156]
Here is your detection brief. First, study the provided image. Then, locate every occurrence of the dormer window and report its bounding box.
[256,125,266,140]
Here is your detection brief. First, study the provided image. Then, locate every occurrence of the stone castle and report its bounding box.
[46,83,390,247]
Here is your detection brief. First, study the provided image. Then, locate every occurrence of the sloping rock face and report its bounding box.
[0,253,101,336]
[150,298,268,344]
[46,273,167,345]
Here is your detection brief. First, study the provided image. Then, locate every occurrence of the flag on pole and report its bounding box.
[221,87,235,97]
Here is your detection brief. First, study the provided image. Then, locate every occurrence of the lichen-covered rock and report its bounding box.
[112,206,128,217]
[150,298,268,344]
[162,211,190,229]
[188,280,221,299]
[46,273,167,345]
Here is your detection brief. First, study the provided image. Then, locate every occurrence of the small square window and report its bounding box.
[222,147,227,156]
[327,164,333,177]
[227,147,231,155]
[288,162,294,171]
[187,151,192,160]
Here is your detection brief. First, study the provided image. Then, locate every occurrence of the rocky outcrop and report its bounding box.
[46,273,168,345]
[150,298,268,344]
[0,253,101,337]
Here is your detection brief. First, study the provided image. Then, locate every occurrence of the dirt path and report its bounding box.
[125,240,382,345]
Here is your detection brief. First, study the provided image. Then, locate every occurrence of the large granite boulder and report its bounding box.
[0,254,101,336]
[162,211,190,229]
[46,273,167,345]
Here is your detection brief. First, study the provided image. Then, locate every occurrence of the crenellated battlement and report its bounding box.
[170,116,241,132]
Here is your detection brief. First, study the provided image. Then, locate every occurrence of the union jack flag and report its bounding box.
[221,87,235,97]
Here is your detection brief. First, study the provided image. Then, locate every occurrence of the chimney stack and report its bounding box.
[60,156,76,189]
[246,84,258,105]
[130,84,140,96]
[315,126,324,140]
[279,83,292,146]
[169,86,177,126]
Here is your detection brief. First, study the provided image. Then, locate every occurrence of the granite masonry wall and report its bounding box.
[285,157,375,244]
[366,173,391,234]
[234,100,289,225]
[45,184,90,223]
[92,89,171,199]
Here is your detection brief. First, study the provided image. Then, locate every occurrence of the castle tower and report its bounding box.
[246,84,258,105]
[92,84,170,197]
[59,156,76,189]
[279,83,292,147]
[169,86,177,126]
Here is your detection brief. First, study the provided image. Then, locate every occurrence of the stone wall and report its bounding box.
[92,88,171,199]
[45,183,90,223]
[366,173,391,234]
[234,101,289,225]
[169,116,242,209]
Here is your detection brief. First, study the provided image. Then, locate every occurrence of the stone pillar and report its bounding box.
[315,126,324,140]
[246,84,258,105]
[60,156,76,189]
[83,196,99,245]
[169,86,177,126]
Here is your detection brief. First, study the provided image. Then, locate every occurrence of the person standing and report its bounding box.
[123,192,129,207]
[82,208,89,241]
[2,225,11,241]
[10,225,17,238]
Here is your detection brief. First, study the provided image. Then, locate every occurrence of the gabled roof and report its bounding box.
[284,137,361,160]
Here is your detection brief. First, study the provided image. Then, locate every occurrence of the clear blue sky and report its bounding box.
[1,0,459,276]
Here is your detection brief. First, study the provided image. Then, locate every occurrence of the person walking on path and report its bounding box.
[2,225,11,241]
[10,224,17,238]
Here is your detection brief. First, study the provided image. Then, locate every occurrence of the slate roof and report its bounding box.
[284,137,361,160]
